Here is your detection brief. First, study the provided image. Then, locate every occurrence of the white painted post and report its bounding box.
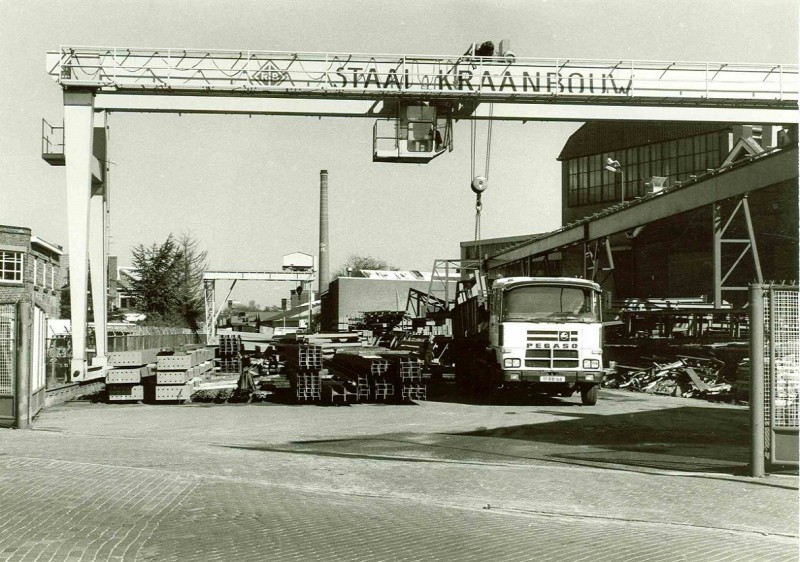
[89,185,107,364]
[63,90,95,380]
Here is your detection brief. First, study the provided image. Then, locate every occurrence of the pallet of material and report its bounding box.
[107,384,144,402]
[106,365,154,384]
[107,349,160,367]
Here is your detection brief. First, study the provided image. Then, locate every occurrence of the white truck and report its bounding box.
[450,276,604,405]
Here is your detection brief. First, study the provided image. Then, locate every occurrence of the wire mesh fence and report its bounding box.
[46,326,205,387]
[0,304,16,396]
[765,287,800,430]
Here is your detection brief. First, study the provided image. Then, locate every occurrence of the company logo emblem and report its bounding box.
[253,61,289,86]
[559,331,570,341]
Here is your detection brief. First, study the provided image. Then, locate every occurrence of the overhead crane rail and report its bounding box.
[48,46,798,112]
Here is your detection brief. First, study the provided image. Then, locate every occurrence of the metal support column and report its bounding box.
[713,204,723,308]
[15,302,31,429]
[204,280,216,342]
[89,112,108,366]
[63,90,96,380]
[749,284,765,477]
[89,187,107,364]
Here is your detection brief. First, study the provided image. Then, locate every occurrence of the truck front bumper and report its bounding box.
[501,370,602,384]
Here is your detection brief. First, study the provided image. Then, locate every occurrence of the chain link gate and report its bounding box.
[751,284,799,469]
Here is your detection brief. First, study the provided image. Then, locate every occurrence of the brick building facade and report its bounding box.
[0,224,63,317]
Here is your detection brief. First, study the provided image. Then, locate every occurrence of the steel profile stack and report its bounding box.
[147,348,213,403]
[298,344,324,370]
[295,345,323,401]
[371,358,395,400]
[399,357,426,401]
[217,334,243,374]
[105,349,159,402]
[296,371,321,401]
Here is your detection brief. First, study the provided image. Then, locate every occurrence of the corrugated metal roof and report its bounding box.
[558,122,730,160]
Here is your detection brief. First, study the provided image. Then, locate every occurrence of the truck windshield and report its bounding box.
[503,285,600,322]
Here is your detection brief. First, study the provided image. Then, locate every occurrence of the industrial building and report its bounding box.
[0,224,64,426]
[321,270,458,331]
[462,123,799,310]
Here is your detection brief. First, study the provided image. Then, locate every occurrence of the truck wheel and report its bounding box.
[580,384,599,406]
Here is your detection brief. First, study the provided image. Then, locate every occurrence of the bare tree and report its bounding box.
[333,254,398,279]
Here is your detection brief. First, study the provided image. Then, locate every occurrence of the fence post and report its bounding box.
[16,302,32,429]
[749,284,765,477]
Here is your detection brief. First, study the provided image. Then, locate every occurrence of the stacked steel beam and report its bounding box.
[105,349,159,402]
[295,345,323,401]
[399,357,426,401]
[147,348,214,403]
[217,334,243,374]
[371,358,395,400]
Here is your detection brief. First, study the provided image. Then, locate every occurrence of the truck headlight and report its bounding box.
[582,359,600,369]
[504,358,521,368]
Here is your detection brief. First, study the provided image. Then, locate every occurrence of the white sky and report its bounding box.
[1,0,797,307]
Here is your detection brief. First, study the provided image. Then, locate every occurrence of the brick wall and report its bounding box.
[0,225,62,317]
[0,225,31,306]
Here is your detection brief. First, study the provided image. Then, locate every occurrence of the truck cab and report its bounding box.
[490,277,603,404]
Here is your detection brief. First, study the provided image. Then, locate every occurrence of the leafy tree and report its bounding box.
[174,233,208,334]
[128,233,208,333]
[333,254,398,279]
[129,235,182,324]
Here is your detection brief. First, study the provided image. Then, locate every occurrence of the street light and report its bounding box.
[605,158,625,202]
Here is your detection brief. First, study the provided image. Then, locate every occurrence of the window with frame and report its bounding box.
[566,131,724,208]
[0,251,24,283]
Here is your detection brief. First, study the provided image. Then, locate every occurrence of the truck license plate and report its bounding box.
[540,375,565,382]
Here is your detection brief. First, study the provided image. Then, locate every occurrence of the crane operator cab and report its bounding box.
[373,102,452,163]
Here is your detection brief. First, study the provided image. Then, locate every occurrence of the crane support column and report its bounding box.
[88,114,108,366]
[88,183,107,364]
[63,89,95,380]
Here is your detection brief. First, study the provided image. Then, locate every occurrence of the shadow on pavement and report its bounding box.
[228,404,793,481]
[455,405,753,474]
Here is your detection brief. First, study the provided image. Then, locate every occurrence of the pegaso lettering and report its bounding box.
[528,343,579,349]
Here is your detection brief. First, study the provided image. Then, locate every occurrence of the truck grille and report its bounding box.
[525,349,579,369]
[527,330,578,342]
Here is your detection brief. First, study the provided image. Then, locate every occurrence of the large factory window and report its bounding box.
[567,132,723,208]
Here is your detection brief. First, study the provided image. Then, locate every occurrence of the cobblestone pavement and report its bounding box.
[0,390,797,561]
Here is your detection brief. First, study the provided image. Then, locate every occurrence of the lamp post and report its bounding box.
[605,158,625,202]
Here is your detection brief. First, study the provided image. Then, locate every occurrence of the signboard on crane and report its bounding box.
[47,47,797,105]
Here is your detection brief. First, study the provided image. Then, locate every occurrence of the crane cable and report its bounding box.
[470,103,494,264]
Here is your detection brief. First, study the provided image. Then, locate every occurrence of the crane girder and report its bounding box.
[47,47,798,121]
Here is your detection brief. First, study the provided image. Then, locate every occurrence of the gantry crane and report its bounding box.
[43,43,798,380]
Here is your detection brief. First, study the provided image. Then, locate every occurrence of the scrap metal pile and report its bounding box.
[602,355,734,400]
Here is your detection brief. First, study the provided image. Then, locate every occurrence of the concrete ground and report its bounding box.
[0,388,797,561]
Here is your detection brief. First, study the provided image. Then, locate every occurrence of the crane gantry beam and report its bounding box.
[47,46,799,122]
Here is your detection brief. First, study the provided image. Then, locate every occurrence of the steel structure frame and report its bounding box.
[203,270,315,342]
